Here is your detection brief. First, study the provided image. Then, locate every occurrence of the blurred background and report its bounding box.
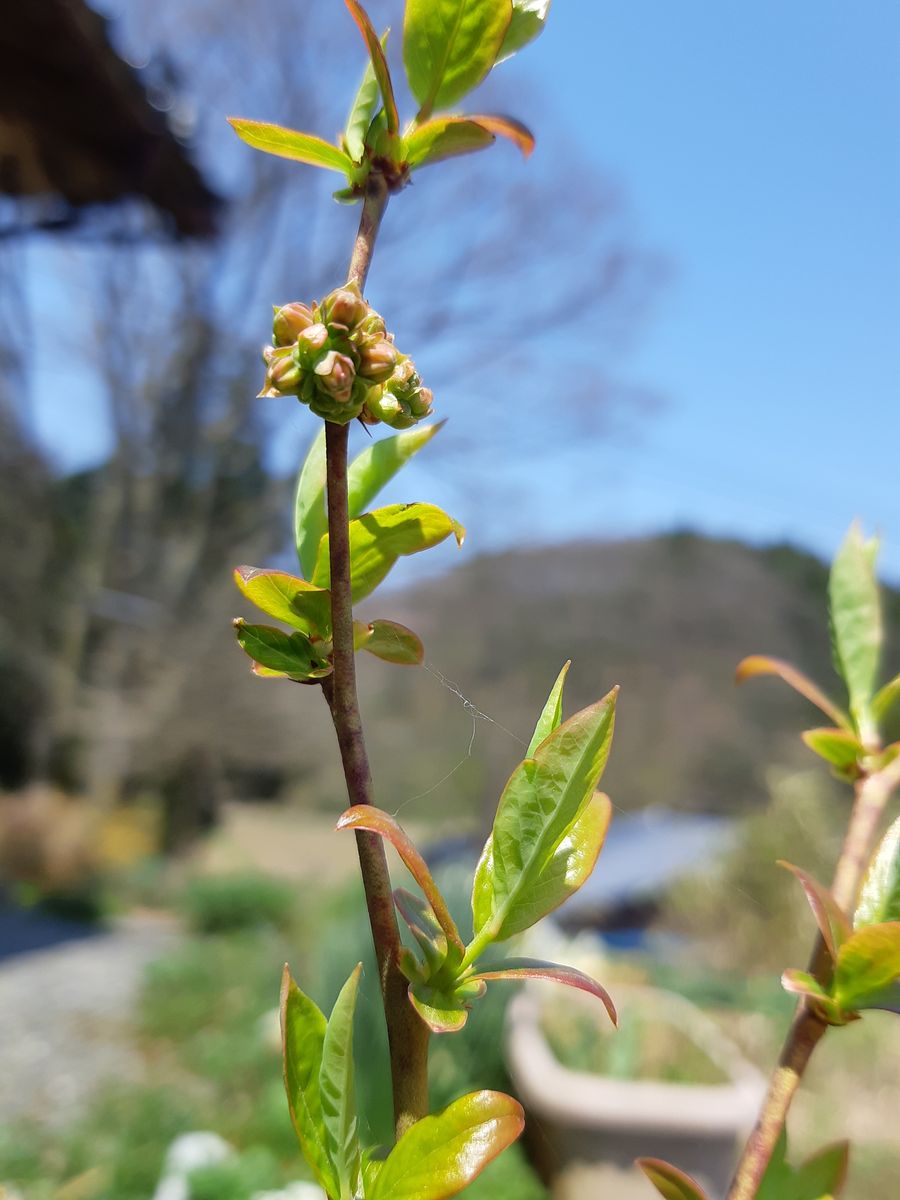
[1,1,898,1198]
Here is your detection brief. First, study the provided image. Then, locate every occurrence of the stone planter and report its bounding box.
[506,984,766,1199]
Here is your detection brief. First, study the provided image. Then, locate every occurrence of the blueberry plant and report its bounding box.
[228,3,900,1197]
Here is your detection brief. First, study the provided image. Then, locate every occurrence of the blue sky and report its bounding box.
[30,1,900,580]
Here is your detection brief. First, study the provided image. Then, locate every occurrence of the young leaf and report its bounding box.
[368,1090,524,1200]
[636,1158,711,1200]
[347,421,445,519]
[473,691,617,941]
[394,888,450,976]
[319,965,363,1200]
[404,117,496,169]
[234,620,331,680]
[781,969,844,1025]
[280,968,340,1199]
[855,816,900,927]
[495,0,551,64]
[344,1,399,135]
[526,660,570,756]
[234,567,332,637]
[294,428,328,579]
[336,806,465,953]
[403,0,513,119]
[834,922,900,1013]
[312,503,465,602]
[736,656,851,730]
[829,523,882,734]
[471,958,617,1025]
[779,861,851,963]
[355,619,424,665]
[344,34,384,163]
[228,119,353,175]
[408,981,474,1033]
[873,672,900,723]
[757,1129,849,1200]
[466,114,535,157]
[801,727,863,774]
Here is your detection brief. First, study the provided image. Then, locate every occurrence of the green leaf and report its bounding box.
[394,888,450,977]
[472,691,617,941]
[234,567,331,638]
[636,1158,710,1200]
[781,969,845,1025]
[312,503,465,602]
[736,656,851,730]
[408,980,475,1033]
[779,862,851,963]
[801,727,863,774]
[404,117,496,168]
[355,619,424,665]
[319,965,363,1200]
[526,661,570,756]
[834,922,900,1013]
[471,958,616,1025]
[829,522,882,735]
[496,0,551,63]
[234,620,331,680]
[344,36,384,162]
[347,422,445,518]
[280,968,339,1198]
[855,817,900,927]
[403,0,513,118]
[873,672,900,723]
[227,119,353,175]
[337,805,465,952]
[294,428,328,579]
[369,1090,524,1200]
[472,792,612,939]
[344,1,399,135]
[465,113,535,156]
[758,1129,849,1200]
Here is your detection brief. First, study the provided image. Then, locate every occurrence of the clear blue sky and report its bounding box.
[30,1,900,579]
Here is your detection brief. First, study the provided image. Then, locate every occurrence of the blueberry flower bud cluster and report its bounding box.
[260,282,433,427]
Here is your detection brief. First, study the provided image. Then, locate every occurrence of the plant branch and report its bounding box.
[727,758,900,1200]
[321,173,430,1140]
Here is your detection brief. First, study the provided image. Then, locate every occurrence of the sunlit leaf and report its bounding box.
[855,817,900,927]
[234,566,331,637]
[344,33,385,162]
[467,113,535,156]
[496,0,551,63]
[408,981,474,1033]
[312,503,465,602]
[228,119,352,175]
[471,957,616,1025]
[526,660,570,756]
[801,727,863,774]
[636,1158,711,1200]
[369,1090,524,1200]
[294,428,328,579]
[347,422,445,518]
[873,673,900,724]
[404,0,513,118]
[234,620,331,680]
[355,619,424,665]
[280,968,339,1198]
[344,1,399,135]
[779,861,851,963]
[829,522,882,734]
[834,922,900,1014]
[780,969,844,1025]
[404,117,496,169]
[319,965,363,1200]
[336,806,465,952]
[736,656,850,730]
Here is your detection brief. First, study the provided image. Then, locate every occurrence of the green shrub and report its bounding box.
[180,872,295,934]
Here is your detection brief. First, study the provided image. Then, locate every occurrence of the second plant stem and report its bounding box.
[322,174,430,1140]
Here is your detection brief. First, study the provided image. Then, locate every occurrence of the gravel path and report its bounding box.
[0,917,177,1127]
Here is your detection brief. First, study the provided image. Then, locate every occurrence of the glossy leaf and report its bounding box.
[355,619,424,665]
[781,969,844,1025]
[234,567,331,637]
[758,1129,849,1200]
[526,661,570,756]
[496,0,551,63]
[404,117,496,169]
[369,1090,524,1200]
[829,523,882,732]
[394,888,450,976]
[472,691,617,941]
[344,33,384,162]
[801,727,863,773]
[234,620,331,680]
[472,792,611,939]
[336,806,465,952]
[344,1,398,135]
[280,969,339,1198]
[404,0,513,117]
[855,817,900,927]
[347,422,444,519]
[319,965,363,1200]
[228,119,352,175]
[408,981,474,1033]
[636,1158,710,1200]
[467,114,535,156]
[873,673,900,723]
[294,428,328,579]
[834,922,900,1013]
[779,861,851,963]
[312,504,465,602]
[736,656,850,730]
[471,957,616,1025]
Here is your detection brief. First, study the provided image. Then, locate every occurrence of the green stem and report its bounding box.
[321,174,430,1140]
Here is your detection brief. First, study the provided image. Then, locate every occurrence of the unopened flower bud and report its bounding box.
[272,302,315,346]
[259,346,303,396]
[314,350,355,404]
[322,281,368,330]
[357,312,387,340]
[358,338,398,383]
[294,323,329,368]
